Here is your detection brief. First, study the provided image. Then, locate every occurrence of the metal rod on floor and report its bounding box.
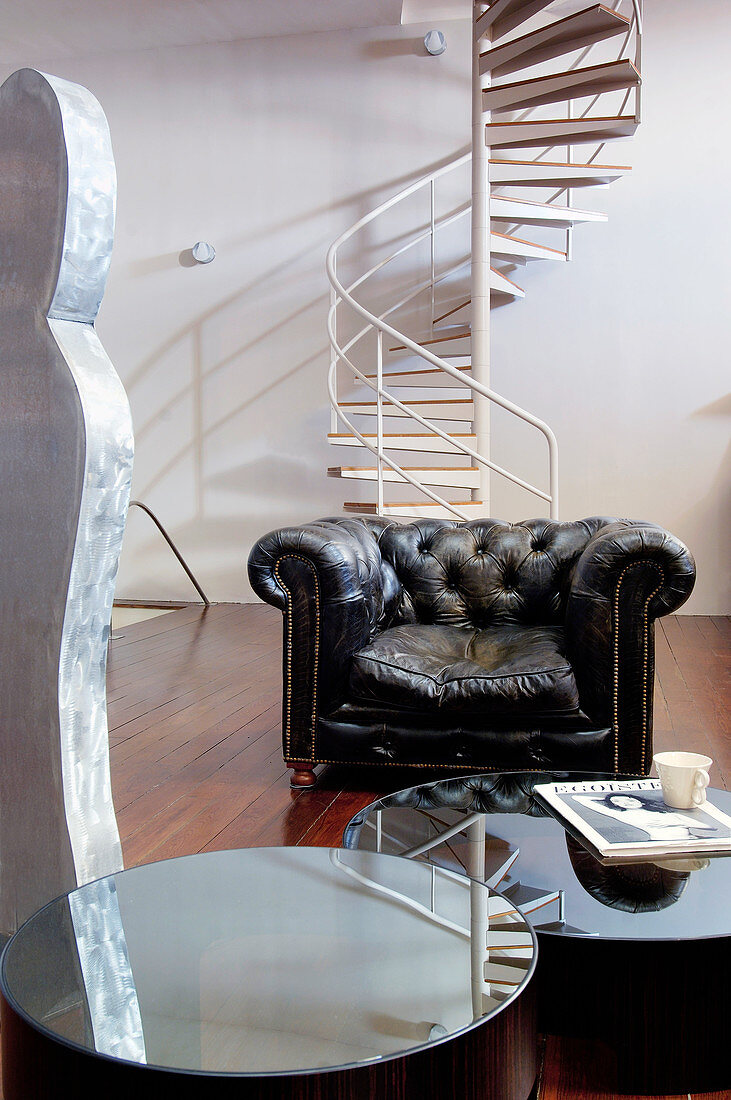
[128,500,210,606]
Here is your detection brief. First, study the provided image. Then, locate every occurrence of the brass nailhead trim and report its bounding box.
[612,560,664,773]
[274,555,320,764]
[279,555,666,778]
[285,758,563,772]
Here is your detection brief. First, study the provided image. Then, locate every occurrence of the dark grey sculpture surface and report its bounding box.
[0,68,133,935]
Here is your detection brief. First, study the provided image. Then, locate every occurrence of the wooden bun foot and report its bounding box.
[288,764,317,789]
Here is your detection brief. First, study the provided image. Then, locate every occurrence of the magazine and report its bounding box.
[533,778,731,861]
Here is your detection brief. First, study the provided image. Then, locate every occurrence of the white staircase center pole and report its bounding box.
[472,3,491,511]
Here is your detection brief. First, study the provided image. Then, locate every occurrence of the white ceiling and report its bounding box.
[0,0,406,64]
[0,0,603,64]
[401,0,470,22]
[400,0,578,22]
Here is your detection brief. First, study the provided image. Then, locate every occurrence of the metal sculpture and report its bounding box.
[0,68,133,935]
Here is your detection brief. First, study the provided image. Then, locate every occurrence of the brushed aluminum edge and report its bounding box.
[41,69,132,887]
[69,878,147,1064]
[52,319,132,885]
[43,70,116,324]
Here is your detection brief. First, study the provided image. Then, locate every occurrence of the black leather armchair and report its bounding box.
[248,517,695,787]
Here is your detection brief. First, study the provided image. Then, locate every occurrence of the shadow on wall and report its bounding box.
[128,254,327,514]
[117,151,476,599]
[679,398,731,612]
[124,147,477,511]
[361,38,429,60]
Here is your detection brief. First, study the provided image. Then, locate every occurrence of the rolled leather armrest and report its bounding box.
[247,521,382,763]
[565,522,695,774]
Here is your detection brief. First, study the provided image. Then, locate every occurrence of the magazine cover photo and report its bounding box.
[535,779,731,857]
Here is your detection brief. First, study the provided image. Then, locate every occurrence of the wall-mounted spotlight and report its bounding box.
[191,241,216,264]
[424,30,446,56]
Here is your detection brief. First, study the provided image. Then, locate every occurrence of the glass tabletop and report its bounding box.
[0,847,535,1077]
[343,772,731,943]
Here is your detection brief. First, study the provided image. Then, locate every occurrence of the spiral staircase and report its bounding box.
[326,0,642,521]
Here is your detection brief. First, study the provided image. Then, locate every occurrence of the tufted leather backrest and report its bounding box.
[318,516,625,631]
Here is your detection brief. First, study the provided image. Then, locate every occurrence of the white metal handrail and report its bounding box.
[328,331,553,505]
[326,153,559,519]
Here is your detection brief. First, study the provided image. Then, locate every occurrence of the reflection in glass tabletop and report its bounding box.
[342,772,731,942]
[0,847,535,1076]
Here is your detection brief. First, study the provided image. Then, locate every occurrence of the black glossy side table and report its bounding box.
[1,847,537,1099]
[344,771,731,1095]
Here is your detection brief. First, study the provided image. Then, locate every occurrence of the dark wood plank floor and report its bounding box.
[7,604,728,1098]
[107,603,731,865]
[102,603,730,1099]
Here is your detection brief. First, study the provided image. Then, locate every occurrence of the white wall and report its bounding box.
[2,0,728,612]
[490,0,731,615]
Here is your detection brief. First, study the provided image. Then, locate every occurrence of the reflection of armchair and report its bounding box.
[248,517,695,787]
[343,773,548,850]
[564,835,690,914]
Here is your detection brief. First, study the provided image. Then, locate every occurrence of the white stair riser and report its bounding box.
[329,467,481,489]
[482,6,631,80]
[492,268,524,296]
[491,233,566,262]
[484,60,640,113]
[329,434,477,455]
[490,160,630,188]
[342,402,475,422]
[389,328,470,353]
[491,197,606,226]
[487,116,638,150]
[365,368,473,388]
[384,351,473,368]
[375,503,486,520]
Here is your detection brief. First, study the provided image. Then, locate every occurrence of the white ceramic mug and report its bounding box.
[653,751,712,809]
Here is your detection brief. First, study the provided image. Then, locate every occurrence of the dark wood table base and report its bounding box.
[537,931,730,1095]
[2,980,537,1100]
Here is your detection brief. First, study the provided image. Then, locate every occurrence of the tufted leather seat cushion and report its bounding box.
[350,622,579,716]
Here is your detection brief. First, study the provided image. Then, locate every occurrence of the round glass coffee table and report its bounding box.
[0,846,537,1099]
[344,771,731,1095]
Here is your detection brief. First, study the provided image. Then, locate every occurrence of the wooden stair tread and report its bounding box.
[364,364,472,381]
[344,501,485,513]
[487,115,638,150]
[491,230,567,261]
[477,0,556,42]
[434,299,470,324]
[492,267,525,295]
[340,399,475,422]
[491,158,631,170]
[328,433,476,438]
[389,327,471,352]
[482,5,631,80]
[329,470,479,475]
[493,193,603,211]
[485,59,641,113]
[489,158,631,188]
[330,465,482,488]
[329,433,478,455]
[341,399,472,406]
[491,195,606,226]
